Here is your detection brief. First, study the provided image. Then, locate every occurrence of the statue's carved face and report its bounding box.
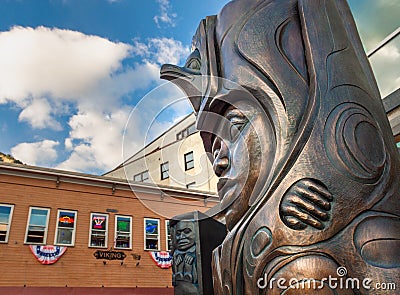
[175,221,196,251]
[209,98,275,230]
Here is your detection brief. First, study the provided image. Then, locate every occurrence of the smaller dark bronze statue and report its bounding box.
[172,219,198,295]
[162,0,400,294]
[170,211,226,295]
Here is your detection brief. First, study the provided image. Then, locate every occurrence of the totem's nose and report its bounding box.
[213,139,230,177]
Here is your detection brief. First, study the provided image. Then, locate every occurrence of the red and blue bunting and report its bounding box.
[149,251,172,269]
[29,245,67,265]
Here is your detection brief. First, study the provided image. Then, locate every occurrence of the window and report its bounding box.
[161,162,169,180]
[186,182,196,189]
[115,215,132,249]
[134,170,149,182]
[54,210,77,246]
[187,123,196,135]
[89,213,108,248]
[0,204,14,243]
[166,220,172,251]
[184,151,194,170]
[176,124,196,140]
[144,218,160,250]
[25,207,50,244]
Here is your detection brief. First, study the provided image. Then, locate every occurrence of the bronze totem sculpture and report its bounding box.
[171,219,199,295]
[170,211,227,295]
[161,0,400,294]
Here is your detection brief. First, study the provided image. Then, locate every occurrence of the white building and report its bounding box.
[105,113,218,193]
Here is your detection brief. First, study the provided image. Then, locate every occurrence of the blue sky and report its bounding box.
[0,0,398,175]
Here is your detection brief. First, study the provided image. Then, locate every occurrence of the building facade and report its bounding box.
[105,113,218,193]
[0,162,217,294]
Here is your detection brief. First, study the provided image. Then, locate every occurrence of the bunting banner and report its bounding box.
[29,245,67,265]
[149,251,172,269]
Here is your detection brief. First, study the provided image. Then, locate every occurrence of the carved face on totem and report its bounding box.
[175,221,196,251]
[204,97,275,229]
[161,16,279,230]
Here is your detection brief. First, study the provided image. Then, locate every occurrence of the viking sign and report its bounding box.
[161,0,400,294]
[93,249,126,260]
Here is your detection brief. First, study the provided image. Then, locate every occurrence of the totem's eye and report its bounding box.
[228,112,249,141]
[183,228,192,234]
[186,58,201,71]
[185,49,201,71]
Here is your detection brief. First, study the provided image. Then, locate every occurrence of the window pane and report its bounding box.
[145,220,158,235]
[161,162,168,172]
[0,224,7,242]
[26,226,45,243]
[90,230,106,247]
[58,211,75,228]
[188,124,196,135]
[166,221,170,236]
[116,236,130,248]
[30,209,48,226]
[117,217,130,232]
[0,206,11,224]
[187,162,194,169]
[56,228,73,244]
[143,171,149,181]
[134,174,141,181]
[146,239,158,250]
[92,215,107,230]
[185,152,193,161]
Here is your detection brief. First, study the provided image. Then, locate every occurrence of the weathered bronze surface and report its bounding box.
[162,0,400,294]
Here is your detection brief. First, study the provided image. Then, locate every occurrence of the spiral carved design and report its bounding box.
[324,102,387,184]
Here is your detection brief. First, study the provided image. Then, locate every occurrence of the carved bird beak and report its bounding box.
[160,64,203,113]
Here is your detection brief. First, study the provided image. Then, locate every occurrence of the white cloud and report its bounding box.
[57,109,133,173]
[1,26,191,174]
[153,0,177,28]
[11,140,59,166]
[18,97,62,130]
[369,42,400,97]
[0,26,131,102]
[132,37,190,65]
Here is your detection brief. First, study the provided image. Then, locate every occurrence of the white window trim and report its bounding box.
[0,204,14,244]
[88,213,108,248]
[54,209,77,247]
[165,220,171,252]
[114,215,132,250]
[144,218,160,251]
[24,207,50,245]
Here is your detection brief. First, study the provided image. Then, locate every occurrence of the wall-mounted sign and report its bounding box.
[29,245,67,265]
[93,249,126,260]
